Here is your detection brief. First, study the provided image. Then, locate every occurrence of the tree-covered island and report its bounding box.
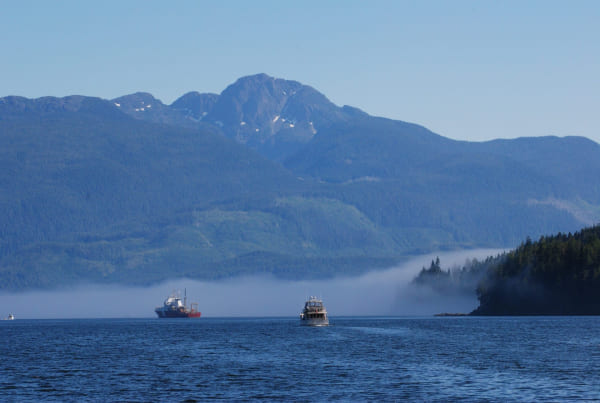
[413,225,600,315]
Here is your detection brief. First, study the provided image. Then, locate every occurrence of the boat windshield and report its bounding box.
[305,300,324,309]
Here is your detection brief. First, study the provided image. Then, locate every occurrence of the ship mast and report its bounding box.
[184,288,187,309]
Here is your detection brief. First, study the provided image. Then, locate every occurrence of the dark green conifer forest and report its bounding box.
[473,225,600,315]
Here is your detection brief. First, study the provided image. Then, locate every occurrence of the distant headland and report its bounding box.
[416,225,600,316]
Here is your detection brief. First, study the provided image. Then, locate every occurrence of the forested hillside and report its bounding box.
[473,226,600,315]
[1,74,599,291]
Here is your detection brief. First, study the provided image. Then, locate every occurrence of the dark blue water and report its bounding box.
[1,317,599,401]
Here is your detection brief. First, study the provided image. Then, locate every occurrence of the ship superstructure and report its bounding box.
[155,289,201,318]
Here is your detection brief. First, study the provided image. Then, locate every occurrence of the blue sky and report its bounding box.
[2,1,598,143]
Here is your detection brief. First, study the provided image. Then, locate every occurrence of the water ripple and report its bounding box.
[1,317,599,401]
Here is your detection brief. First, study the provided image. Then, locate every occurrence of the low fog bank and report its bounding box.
[0,249,504,319]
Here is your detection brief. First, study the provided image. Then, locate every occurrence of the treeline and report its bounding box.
[473,226,600,315]
[412,254,506,296]
[413,225,600,315]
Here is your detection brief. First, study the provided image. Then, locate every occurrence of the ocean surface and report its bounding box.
[1,317,599,401]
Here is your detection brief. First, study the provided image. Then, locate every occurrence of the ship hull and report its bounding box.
[300,317,329,326]
[155,310,201,318]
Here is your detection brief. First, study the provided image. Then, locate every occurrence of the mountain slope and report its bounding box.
[284,115,459,182]
[0,94,414,290]
[1,75,599,290]
[473,136,600,200]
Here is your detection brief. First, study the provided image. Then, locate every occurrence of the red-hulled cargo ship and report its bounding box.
[155,289,201,318]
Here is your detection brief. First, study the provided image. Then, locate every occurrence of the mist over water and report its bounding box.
[0,249,503,319]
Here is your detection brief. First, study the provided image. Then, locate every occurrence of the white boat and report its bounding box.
[6,314,14,320]
[300,296,329,326]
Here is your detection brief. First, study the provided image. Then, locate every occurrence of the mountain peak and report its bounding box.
[221,73,304,104]
[111,92,164,111]
[233,72,284,84]
[170,92,219,120]
[203,74,348,160]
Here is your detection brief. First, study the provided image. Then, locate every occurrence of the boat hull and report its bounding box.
[300,317,329,326]
[155,310,201,318]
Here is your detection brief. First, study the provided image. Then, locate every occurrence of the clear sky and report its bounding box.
[2,1,598,143]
